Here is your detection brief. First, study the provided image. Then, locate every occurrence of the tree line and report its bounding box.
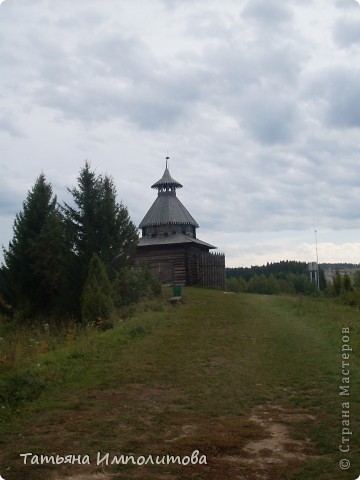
[327,269,360,307]
[226,261,327,295]
[0,162,159,323]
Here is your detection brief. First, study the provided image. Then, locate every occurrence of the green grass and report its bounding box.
[0,288,359,480]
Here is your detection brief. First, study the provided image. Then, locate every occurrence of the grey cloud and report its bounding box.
[333,17,360,47]
[206,41,305,96]
[0,182,25,216]
[306,67,360,128]
[160,0,196,12]
[55,8,107,29]
[1,0,306,139]
[257,44,307,84]
[239,91,300,144]
[213,174,358,233]
[242,0,293,27]
[120,95,190,130]
[1,0,360,262]
[20,14,210,130]
[196,36,307,146]
[325,73,360,128]
[35,60,205,129]
[186,155,312,233]
[184,11,234,40]
[28,35,77,85]
[335,0,360,9]
[186,124,360,234]
[0,116,24,138]
[29,54,160,126]
[83,32,156,80]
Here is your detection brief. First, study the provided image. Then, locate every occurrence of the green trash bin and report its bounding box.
[172,285,183,297]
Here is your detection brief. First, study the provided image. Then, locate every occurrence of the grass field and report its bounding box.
[0,288,359,480]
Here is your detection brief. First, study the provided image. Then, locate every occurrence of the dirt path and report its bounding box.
[50,402,319,480]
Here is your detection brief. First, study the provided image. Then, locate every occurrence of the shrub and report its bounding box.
[332,270,343,296]
[81,254,115,324]
[338,290,360,307]
[226,277,241,292]
[286,273,317,295]
[343,274,352,292]
[112,266,161,307]
[0,372,45,409]
[0,295,13,318]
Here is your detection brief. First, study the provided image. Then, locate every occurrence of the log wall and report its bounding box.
[198,251,226,290]
[135,246,226,290]
[134,246,187,285]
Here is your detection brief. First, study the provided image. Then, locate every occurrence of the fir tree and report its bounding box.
[30,208,67,307]
[2,174,65,315]
[63,162,138,272]
[97,175,138,274]
[61,162,138,316]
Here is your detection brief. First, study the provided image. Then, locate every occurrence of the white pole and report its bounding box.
[315,229,320,291]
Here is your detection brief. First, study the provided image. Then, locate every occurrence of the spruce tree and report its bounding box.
[61,162,138,316]
[30,208,67,307]
[98,175,138,274]
[63,161,101,264]
[63,162,138,272]
[2,174,65,315]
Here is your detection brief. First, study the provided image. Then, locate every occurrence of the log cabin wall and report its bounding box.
[134,245,188,285]
[135,245,226,290]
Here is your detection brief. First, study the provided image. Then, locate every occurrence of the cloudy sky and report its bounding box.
[1,0,360,267]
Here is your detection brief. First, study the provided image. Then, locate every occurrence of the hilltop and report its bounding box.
[0,288,359,480]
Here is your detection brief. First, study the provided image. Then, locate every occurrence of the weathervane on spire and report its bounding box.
[166,155,170,169]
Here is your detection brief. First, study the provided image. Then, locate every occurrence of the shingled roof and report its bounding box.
[138,232,215,248]
[151,165,183,189]
[139,163,199,229]
[139,192,199,228]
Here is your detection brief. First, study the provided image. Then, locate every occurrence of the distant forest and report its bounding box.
[226,260,326,295]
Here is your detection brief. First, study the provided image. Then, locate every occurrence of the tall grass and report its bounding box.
[0,316,91,369]
[0,295,166,416]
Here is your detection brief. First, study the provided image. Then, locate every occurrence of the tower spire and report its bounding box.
[151,158,182,190]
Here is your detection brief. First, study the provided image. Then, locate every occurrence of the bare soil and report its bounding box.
[50,401,317,480]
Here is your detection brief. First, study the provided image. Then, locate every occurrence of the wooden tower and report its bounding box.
[135,159,225,289]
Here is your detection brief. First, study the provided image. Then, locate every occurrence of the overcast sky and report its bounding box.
[1,0,360,268]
